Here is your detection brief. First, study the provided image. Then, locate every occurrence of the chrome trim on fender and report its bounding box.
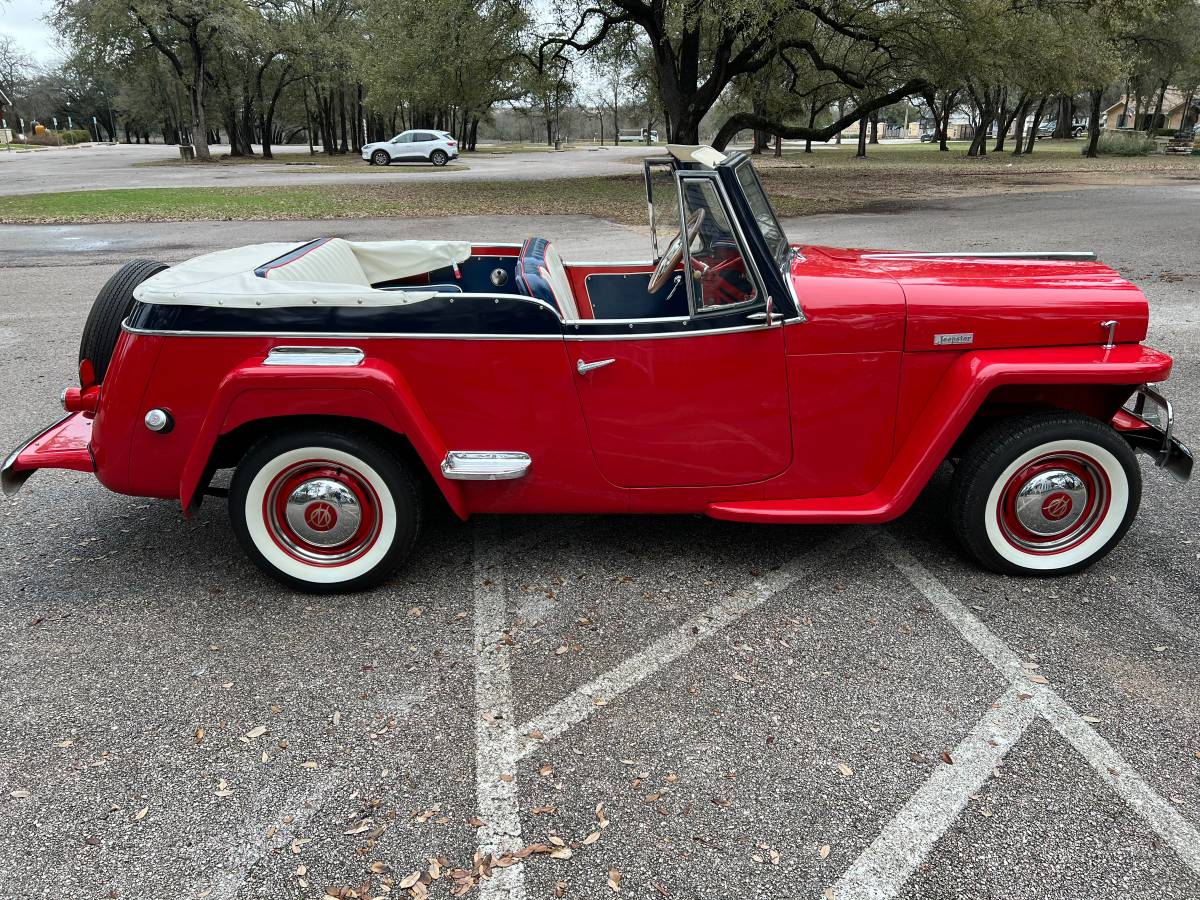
[862,250,1098,262]
[264,346,365,366]
[2,413,73,497]
[441,451,531,481]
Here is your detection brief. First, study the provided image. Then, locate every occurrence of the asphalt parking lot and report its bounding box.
[0,186,1198,899]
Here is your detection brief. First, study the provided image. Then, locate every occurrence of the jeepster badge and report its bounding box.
[934,332,974,346]
[304,502,338,532]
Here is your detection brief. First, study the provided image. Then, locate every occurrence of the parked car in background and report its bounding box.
[1037,121,1087,139]
[618,128,659,143]
[362,130,458,166]
[920,130,937,142]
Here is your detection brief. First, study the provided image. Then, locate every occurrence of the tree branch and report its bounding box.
[711,78,928,150]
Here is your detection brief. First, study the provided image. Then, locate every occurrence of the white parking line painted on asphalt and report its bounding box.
[206,775,342,900]
[828,535,1200,898]
[513,531,869,760]
[473,528,528,900]
[833,685,1037,900]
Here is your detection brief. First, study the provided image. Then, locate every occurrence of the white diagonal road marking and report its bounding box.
[830,535,1200,898]
[833,686,1038,900]
[514,530,869,760]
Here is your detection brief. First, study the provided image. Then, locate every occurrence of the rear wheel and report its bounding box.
[371,149,390,166]
[430,149,449,167]
[951,412,1141,576]
[229,429,422,592]
[80,258,167,382]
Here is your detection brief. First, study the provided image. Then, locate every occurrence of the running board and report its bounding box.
[441,451,531,481]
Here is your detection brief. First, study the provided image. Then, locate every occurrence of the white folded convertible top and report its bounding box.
[132,238,473,308]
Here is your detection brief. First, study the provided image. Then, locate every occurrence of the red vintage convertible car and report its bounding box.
[2,145,1191,591]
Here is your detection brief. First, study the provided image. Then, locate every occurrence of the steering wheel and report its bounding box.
[647,207,706,293]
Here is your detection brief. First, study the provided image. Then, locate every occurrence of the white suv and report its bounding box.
[362,130,459,167]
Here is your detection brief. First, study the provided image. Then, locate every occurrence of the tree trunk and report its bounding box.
[1147,78,1169,133]
[189,79,211,159]
[1022,95,1049,155]
[856,114,868,157]
[1085,89,1103,158]
[869,111,879,144]
[773,134,781,157]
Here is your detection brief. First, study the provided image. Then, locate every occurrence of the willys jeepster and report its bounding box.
[2,145,1192,592]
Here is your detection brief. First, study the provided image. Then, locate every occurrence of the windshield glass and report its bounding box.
[733,160,789,268]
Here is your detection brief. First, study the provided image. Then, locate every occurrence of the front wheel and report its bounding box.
[371,149,390,166]
[229,429,422,592]
[951,412,1141,576]
[430,149,448,167]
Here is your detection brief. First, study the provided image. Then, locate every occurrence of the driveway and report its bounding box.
[0,186,1197,900]
[0,142,657,197]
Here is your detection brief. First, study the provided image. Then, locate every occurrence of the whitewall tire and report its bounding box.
[951,413,1141,576]
[229,430,421,592]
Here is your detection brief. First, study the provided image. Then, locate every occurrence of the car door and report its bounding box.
[570,172,792,489]
[411,131,438,160]
[391,132,417,160]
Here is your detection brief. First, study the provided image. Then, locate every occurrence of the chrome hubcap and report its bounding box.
[1013,470,1087,536]
[284,478,363,547]
[997,451,1110,554]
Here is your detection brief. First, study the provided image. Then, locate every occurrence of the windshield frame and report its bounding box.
[728,157,790,270]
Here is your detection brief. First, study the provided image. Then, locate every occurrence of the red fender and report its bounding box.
[178,357,467,518]
[708,344,1173,523]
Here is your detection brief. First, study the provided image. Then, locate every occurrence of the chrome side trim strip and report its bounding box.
[862,251,1098,262]
[564,322,787,341]
[441,451,531,481]
[123,320,795,342]
[123,322,565,341]
[264,346,365,366]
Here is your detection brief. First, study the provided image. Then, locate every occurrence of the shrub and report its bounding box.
[57,129,91,145]
[1090,131,1154,156]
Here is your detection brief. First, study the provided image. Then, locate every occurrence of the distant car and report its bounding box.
[618,129,658,143]
[362,130,458,166]
[919,131,937,142]
[1036,121,1087,140]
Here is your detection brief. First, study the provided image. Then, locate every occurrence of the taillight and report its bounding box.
[447,141,457,147]
[62,385,100,414]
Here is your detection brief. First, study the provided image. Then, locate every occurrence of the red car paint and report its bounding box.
[5,242,1178,530]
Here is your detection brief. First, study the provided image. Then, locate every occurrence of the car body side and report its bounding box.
[72,240,1169,525]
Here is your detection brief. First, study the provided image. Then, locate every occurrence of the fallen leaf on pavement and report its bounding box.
[134,806,148,821]
[607,868,622,892]
[939,751,954,765]
[244,726,268,740]
[818,844,831,859]
[837,763,853,777]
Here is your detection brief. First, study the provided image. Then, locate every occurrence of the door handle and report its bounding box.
[577,358,616,375]
[746,310,782,323]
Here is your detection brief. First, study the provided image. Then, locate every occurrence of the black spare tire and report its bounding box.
[79,258,168,382]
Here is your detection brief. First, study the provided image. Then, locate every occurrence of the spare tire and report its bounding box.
[79,258,168,383]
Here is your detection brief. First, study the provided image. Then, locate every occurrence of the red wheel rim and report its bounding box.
[261,460,382,567]
[996,451,1110,555]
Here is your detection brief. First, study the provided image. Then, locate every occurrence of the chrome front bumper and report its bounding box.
[1119,385,1193,482]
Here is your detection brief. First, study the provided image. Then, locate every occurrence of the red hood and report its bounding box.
[797,246,1149,351]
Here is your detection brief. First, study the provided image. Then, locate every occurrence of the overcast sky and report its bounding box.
[1,0,64,67]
